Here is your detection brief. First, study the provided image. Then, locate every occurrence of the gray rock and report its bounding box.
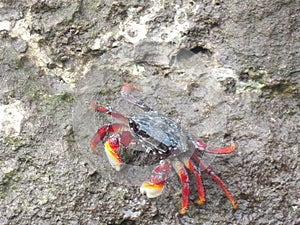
[0,0,298,224]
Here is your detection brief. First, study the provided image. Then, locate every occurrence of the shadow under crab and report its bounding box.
[90,83,238,214]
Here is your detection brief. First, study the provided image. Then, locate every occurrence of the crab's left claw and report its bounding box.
[104,135,122,171]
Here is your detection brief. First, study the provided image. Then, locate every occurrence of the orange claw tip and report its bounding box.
[140,181,164,198]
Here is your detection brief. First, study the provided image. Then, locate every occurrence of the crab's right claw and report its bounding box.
[104,136,122,171]
[140,181,165,198]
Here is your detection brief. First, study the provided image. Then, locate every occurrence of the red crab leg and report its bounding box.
[193,153,238,210]
[172,160,190,215]
[205,143,236,154]
[185,159,206,205]
[90,102,129,123]
[140,161,172,199]
[121,83,153,112]
[194,138,236,154]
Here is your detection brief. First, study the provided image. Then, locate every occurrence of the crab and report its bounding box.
[90,83,238,214]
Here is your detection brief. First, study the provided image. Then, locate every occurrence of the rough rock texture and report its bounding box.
[0,1,299,224]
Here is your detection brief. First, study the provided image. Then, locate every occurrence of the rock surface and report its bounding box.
[0,1,299,224]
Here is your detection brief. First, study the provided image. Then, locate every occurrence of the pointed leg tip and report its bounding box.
[195,199,206,205]
[231,143,236,150]
[90,102,97,108]
[233,202,238,210]
[122,83,141,92]
[179,208,188,215]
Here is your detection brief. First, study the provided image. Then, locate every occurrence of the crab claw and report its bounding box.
[140,161,171,198]
[140,181,165,198]
[104,135,122,171]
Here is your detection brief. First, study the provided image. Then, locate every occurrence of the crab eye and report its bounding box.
[158,143,169,153]
[129,119,139,132]
[137,130,150,138]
